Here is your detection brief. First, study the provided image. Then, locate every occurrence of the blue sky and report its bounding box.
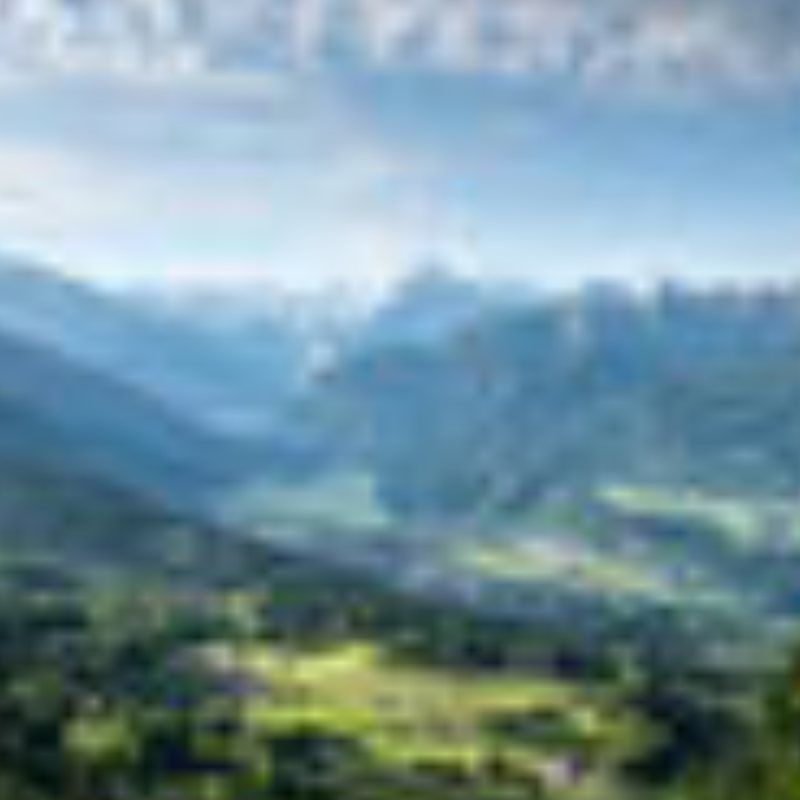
[0,0,799,297]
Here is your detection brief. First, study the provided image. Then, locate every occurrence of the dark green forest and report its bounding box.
[0,527,795,800]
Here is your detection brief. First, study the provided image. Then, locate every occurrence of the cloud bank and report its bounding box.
[1,1,798,297]
[0,0,799,94]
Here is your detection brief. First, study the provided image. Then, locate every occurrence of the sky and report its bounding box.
[0,0,799,297]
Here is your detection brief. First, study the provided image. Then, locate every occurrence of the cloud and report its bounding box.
[344,0,800,93]
[0,86,458,295]
[583,1,800,93]
[0,0,799,95]
[0,0,198,81]
[0,1,796,296]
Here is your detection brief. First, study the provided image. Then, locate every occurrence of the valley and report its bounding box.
[0,259,798,799]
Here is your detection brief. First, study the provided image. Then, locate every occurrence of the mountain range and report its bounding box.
[0,254,799,658]
[315,282,800,517]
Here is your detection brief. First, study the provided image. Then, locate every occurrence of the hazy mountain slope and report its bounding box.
[0,255,304,437]
[0,324,245,506]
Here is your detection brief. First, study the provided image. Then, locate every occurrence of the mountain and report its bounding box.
[0,259,795,800]
[0,378,261,584]
[225,282,800,649]
[314,283,800,518]
[0,255,305,439]
[0,323,246,506]
[3,255,800,650]
[354,265,521,350]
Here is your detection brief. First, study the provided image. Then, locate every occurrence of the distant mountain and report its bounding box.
[354,265,521,350]
[312,284,800,518]
[0,255,305,438]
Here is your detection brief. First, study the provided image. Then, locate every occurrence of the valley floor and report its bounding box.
[0,549,770,800]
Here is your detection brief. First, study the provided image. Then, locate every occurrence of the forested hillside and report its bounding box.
[0,532,782,800]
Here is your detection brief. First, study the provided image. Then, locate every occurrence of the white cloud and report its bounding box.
[0,89,460,295]
[583,1,800,93]
[0,0,798,95]
[0,0,196,80]
[0,0,796,296]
